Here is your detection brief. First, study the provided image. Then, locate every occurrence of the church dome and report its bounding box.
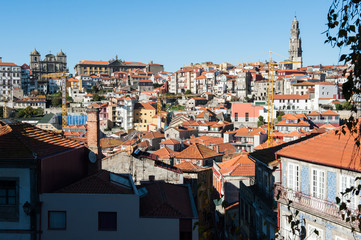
[31,49,40,55]
[57,50,66,56]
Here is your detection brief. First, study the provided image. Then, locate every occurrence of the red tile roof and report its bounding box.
[160,139,180,145]
[174,161,203,171]
[152,146,177,159]
[0,120,84,159]
[277,124,361,172]
[56,170,133,194]
[0,62,18,67]
[80,60,108,65]
[321,110,339,115]
[175,143,222,160]
[139,182,195,218]
[142,132,165,139]
[217,154,255,176]
[273,94,309,100]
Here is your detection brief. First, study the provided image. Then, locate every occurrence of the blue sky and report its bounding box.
[1,0,340,72]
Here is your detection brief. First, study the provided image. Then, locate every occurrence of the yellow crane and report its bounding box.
[41,72,70,128]
[267,51,301,147]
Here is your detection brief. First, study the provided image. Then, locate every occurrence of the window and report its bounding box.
[340,174,357,209]
[48,211,66,230]
[0,180,16,205]
[312,169,325,199]
[235,113,238,121]
[245,112,249,122]
[287,163,299,191]
[98,212,117,231]
[307,225,323,240]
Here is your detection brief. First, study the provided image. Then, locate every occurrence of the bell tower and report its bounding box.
[30,49,40,70]
[288,16,303,70]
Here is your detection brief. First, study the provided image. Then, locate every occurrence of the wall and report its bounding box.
[40,193,181,240]
[0,168,31,240]
[102,152,183,185]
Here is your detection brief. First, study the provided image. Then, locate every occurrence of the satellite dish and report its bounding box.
[88,151,97,163]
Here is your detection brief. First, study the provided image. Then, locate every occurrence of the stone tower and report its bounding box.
[288,16,302,70]
[30,49,40,70]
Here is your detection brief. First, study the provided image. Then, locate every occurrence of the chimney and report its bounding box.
[87,108,101,174]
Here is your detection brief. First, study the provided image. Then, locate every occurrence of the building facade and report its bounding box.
[0,61,21,101]
[30,49,68,80]
[74,58,164,76]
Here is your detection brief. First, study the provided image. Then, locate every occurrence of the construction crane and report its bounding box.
[41,72,70,128]
[267,51,301,147]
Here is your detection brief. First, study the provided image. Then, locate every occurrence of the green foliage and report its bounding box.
[169,105,185,111]
[185,90,192,94]
[257,116,265,127]
[16,106,43,119]
[335,103,343,110]
[93,94,105,102]
[343,101,354,110]
[153,83,163,88]
[51,97,62,107]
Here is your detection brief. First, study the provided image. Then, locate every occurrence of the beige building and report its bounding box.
[74,58,164,76]
[133,102,156,131]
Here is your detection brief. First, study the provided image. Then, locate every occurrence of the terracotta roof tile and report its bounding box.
[139,182,195,218]
[160,139,180,145]
[174,161,203,171]
[0,120,83,159]
[153,146,177,159]
[217,154,255,176]
[142,132,165,139]
[277,124,361,172]
[175,143,222,160]
[56,170,133,194]
[273,94,309,100]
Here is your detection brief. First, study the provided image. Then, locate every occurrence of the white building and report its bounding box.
[0,61,21,101]
[273,94,311,113]
[116,97,136,130]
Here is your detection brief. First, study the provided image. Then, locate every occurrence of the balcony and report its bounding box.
[274,184,358,227]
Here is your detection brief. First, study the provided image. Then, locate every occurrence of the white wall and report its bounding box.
[0,168,31,240]
[40,193,182,240]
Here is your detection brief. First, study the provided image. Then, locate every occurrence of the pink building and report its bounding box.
[231,102,266,128]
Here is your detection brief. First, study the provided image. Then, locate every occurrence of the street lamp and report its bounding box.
[22,201,32,215]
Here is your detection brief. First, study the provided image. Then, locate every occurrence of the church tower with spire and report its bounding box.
[288,16,303,69]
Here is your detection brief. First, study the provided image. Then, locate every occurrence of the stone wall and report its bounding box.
[102,152,183,185]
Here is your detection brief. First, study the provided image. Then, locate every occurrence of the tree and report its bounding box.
[257,116,265,127]
[51,97,62,107]
[185,90,192,95]
[93,94,104,101]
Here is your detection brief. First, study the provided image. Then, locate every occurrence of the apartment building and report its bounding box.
[0,61,21,101]
[276,125,361,239]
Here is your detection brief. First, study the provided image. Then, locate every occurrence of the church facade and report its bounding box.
[30,49,68,80]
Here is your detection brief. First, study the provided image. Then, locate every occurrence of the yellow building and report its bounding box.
[68,77,83,92]
[133,102,156,131]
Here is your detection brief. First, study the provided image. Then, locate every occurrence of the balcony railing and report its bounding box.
[274,184,359,226]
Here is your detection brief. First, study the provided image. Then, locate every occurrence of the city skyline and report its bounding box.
[1,0,341,72]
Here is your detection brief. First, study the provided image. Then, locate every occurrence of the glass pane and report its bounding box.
[0,197,6,204]
[0,189,6,197]
[8,189,16,197]
[8,196,16,205]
